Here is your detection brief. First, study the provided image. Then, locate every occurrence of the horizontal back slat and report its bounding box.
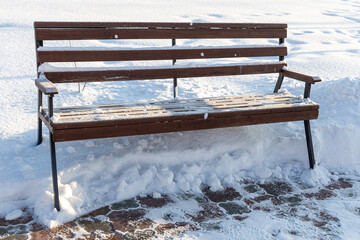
[43,63,287,83]
[34,22,287,29]
[37,46,288,62]
[35,28,287,40]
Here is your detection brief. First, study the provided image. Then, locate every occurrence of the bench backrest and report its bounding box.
[34,22,287,84]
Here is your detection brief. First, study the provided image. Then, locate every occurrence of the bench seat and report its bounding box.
[40,92,319,142]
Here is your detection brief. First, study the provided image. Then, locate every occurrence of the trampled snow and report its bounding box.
[1,0,360,238]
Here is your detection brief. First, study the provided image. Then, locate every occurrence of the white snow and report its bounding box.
[66,146,76,154]
[5,209,22,221]
[86,141,95,148]
[1,0,360,238]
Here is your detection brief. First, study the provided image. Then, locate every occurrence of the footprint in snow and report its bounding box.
[66,146,75,153]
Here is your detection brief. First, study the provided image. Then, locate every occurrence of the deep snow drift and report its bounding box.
[1,0,360,238]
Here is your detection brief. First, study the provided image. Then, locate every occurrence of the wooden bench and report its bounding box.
[34,22,321,211]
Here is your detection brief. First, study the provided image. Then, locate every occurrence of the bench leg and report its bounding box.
[50,132,60,211]
[304,120,315,169]
[37,90,43,145]
[37,118,42,145]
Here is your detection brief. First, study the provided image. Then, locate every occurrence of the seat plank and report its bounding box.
[52,110,318,142]
[52,93,303,118]
[40,93,319,132]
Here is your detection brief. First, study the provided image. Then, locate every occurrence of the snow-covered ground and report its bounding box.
[1,0,360,238]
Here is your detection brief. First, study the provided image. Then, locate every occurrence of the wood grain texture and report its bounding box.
[35,78,58,94]
[52,110,318,142]
[282,69,321,84]
[44,63,287,83]
[37,46,288,62]
[39,93,319,131]
[34,22,287,29]
[35,28,287,40]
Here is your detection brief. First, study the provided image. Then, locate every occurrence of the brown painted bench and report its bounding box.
[34,22,321,211]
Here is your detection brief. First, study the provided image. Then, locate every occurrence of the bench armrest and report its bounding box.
[282,68,321,84]
[35,78,58,95]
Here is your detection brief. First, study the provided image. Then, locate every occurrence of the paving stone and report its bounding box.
[111,199,139,210]
[78,219,113,233]
[219,202,251,215]
[325,178,353,190]
[108,209,154,232]
[123,229,155,240]
[82,206,111,218]
[259,182,293,196]
[179,193,206,204]
[0,219,8,227]
[0,227,9,236]
[252,195,281,205]
[234,216,249,221]
[270,196,282,205]
[244,184,260,193]
[108,209,146,222]
[30,222,47,232]
[253,195,272,203]
[30,221,77,240]
[137,194,173,208]
[279,195,303,207]
[188,201,225,222]
[1,233,28,240]
[243,198,255,206]
[155,222,196,235]
[0,225,27,237]
[0,210,33,227]
[106,234,126,240]
[303,189,336,200]
[80,232,125,240]
[203,187,242,203]
[313,211,339,227]
[199,222,221,231]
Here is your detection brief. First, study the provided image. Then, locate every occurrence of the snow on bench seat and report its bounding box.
[39,92,319,142]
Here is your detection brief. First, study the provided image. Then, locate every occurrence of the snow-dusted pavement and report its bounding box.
[1,0,360,239]
[1,177,359,239]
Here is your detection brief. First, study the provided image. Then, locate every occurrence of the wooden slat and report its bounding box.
[40,93,319,129]
[51,94,304,118]
[53,102,311,123]
[34,22,287,29]
[34,22,194,29]
[38,110,53,133]
[51,94,291,113]
[191,23,287,29]
[50,105,319,130]
[282,69,321,84]
[35,78,58,94]
[35,28,287,40]
[54,98,301,118]
[52,110,318,142]
[37,46,288,62]
[53,94,293,111]
[44,63,287,83]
